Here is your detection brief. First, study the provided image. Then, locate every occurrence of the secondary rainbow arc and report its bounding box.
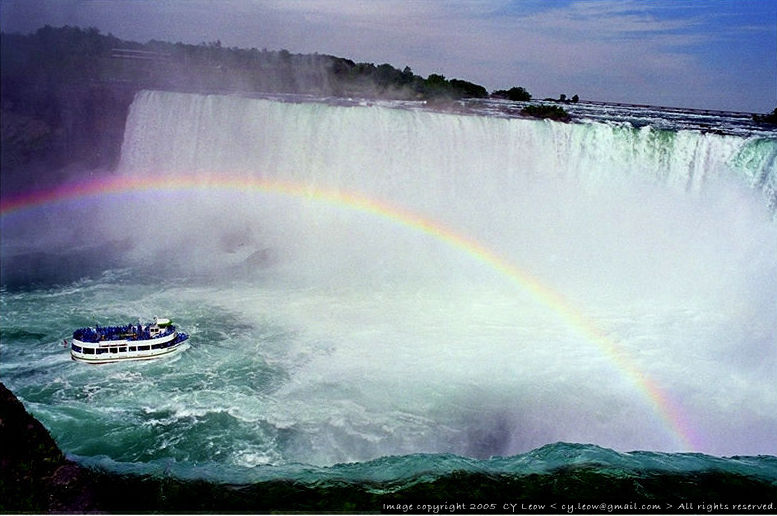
[0,173,699,450]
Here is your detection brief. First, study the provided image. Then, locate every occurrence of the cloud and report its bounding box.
[236,0,767,108]
[413,1,713,97]
[260,0,441,19]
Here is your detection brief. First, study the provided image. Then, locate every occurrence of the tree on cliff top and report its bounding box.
[491,86,532,101]
[2,25,488,101]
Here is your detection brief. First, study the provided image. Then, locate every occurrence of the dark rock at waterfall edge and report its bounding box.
[3,382,777,514]
[0,382,101,512]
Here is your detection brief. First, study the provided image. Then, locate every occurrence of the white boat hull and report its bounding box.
[70,339,187,364]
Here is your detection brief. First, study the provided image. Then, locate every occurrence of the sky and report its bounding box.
[1,0,775,112]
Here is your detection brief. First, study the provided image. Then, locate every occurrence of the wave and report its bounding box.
[69,442,777,492]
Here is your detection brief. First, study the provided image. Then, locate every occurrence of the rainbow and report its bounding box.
[1,173,699,450]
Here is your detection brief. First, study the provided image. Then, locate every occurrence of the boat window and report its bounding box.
[110,348,118,353]
[152,343,163,350]
[138,345,150,351]
[96,348,108,354]
[129,346,137,352]
[71,344,82,353]
[119,347,127,352]
[84,348,94,355]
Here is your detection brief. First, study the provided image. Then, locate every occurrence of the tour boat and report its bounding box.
[69,317,189,364]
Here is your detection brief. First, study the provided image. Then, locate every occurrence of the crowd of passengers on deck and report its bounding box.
[73,324,172,343]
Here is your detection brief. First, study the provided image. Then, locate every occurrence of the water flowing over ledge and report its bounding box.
[120,91,777,213]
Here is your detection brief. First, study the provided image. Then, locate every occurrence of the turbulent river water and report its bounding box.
[1,91,776,486]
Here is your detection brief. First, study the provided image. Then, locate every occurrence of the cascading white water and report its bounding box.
[115,91,777,304]
[119,91,777,197]
[70,90,776,463]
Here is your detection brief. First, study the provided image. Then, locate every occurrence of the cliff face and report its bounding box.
[1,83,135,196]
[0,382,100,513]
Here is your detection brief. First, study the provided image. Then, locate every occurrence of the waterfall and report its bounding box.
[102,90,777,460]
[119,90,777,213]
[113,90,777,303]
